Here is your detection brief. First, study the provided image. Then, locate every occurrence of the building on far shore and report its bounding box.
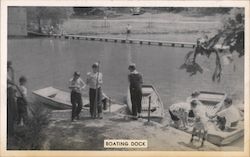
[8,7,27,36]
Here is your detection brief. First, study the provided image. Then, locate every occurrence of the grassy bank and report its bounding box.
[42,109,221,151]
[63,12,224,42]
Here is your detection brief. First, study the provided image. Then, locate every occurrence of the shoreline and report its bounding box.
[40,109,243,151]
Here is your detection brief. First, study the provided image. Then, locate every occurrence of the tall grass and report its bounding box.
[8,101,50,150]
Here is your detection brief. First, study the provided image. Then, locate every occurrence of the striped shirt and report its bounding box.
[86,72,103,89]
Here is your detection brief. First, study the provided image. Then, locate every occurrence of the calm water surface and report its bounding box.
[8,38,244,107]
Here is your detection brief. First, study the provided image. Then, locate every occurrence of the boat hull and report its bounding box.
[170,91,244,146]
[27,31,49,37]
[32,86,89,110]
[127,84,165,122]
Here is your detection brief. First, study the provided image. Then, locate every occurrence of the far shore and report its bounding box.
[62,12,224,42]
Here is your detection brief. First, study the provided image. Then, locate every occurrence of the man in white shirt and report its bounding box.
[208,97,243,131]
[86,63,103,119]
[69,71,86,122]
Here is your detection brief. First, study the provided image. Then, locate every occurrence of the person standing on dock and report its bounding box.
[126,24,132,40]
[128,63,143,120]
[86,63,103,119]
[69,71,86,122]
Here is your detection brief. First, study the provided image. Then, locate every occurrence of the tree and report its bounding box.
[180,8,244,82]
[73,7,94,16]
[27,7,73,33]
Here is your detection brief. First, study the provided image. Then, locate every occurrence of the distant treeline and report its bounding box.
[72,7,233,16]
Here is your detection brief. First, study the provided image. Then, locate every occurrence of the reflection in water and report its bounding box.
[8,38,244,107]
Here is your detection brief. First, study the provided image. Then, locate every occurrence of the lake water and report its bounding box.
[8,38,244,107]
[8,37,244,150]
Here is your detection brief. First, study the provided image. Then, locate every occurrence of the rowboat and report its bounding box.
[32,86,89,109]
[27,31,49,37]
[127,84,165,122]
[170,91,244,146]
[33,86,125,112]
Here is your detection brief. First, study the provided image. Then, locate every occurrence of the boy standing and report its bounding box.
[128,63,143,120]
[69,71,86,122]
[86,63,103,119]
[16,76,28,126]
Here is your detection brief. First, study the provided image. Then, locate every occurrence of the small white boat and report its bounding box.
[127,85,165,122]
[170,91,244,146]
[32,86,89,109]
[33,86,125,113]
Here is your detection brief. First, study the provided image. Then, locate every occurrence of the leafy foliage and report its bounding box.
[180,8,244,82]
[8,102,50,150]
[27,7,73,32]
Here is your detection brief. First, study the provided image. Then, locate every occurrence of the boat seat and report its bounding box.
[142,88,153,95]
[48,93,57,98]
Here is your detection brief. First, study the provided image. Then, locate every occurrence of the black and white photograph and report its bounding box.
[1,0,249,156]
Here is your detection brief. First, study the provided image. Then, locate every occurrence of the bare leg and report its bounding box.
[200,130,207,147]
[190,128,196,143]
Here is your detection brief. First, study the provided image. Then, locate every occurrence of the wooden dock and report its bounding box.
[52,34,196,48]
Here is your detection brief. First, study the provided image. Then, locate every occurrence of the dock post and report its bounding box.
[148,42,151,45]
[147,96,151,122]
[129,40,133,44]
[109,97,111,113]
[171,43,175,47]
[158,42,162,46]
[181,44,184,47]
[105,39,108,42]
[140,41,143,44]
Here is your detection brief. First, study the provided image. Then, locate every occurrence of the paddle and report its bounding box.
[93,61,101,118]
